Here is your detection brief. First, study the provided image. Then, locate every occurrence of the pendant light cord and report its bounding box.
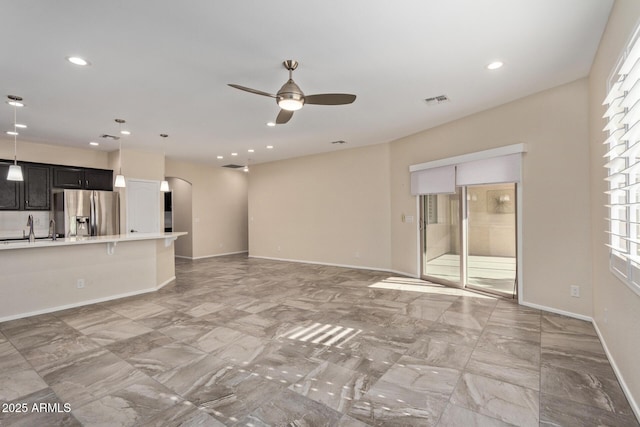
[13,104,17,165]
[118,121,123,174]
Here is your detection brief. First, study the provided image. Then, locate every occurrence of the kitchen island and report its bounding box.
[0,232,186,321]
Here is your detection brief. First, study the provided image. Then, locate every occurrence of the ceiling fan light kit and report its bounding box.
[229,59,356,124]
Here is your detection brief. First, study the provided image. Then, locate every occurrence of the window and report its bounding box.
[603,22,640,296]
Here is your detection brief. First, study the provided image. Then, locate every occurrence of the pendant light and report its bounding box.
[114,118,126,188]
[159,133,170,192]
[6,95,24,181]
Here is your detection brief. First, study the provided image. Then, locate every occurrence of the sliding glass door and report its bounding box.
[466,183,517,296]
[421,188,462,286]
[420,183,517,297]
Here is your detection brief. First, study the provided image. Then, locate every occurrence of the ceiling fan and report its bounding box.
[228,60,356,124]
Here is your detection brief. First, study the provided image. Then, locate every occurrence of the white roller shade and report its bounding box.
[410,165,455,195]
[456,153,521,186]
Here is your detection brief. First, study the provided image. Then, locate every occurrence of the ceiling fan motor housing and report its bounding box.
[277,79,305,111]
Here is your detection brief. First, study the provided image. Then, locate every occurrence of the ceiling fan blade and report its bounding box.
[228,84,277,98]
[304,93,356,105]
[276,109,294,124]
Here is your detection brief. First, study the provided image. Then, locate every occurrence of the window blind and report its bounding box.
[456,153,521,186]
[603,24,640,296]
[410,165,456,195]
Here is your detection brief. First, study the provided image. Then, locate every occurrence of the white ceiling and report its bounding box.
[0,0,613,167]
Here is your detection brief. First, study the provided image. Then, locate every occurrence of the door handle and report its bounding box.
[419,217,424,231]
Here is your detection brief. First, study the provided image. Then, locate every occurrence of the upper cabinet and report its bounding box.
[0,161,114,211]
[23,163,50,210]
[53,166,113,191]
[52,166,84,189]
[0,160,22,210]
[84,169,113,191]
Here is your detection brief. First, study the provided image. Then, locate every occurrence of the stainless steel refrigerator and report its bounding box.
[52,190,120,237]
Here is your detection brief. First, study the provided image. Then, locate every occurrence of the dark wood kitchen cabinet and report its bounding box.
[52,166,84,189]
[0,161,114,211]
[23,163,51,210]
[0,160,22,210]
[84,169,113,190]
[53,166,113,191]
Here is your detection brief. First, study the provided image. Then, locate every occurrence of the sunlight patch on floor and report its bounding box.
[369,277,494,299]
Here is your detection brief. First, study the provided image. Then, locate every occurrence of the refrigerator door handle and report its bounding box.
[90,192,97,236]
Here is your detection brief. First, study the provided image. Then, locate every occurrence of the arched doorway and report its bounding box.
[166,177,193,258]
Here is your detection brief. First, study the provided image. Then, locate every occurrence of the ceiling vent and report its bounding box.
[222,164,244,169]
[424,95,450,105]
[331,140,347,144]
[100,134,120,140]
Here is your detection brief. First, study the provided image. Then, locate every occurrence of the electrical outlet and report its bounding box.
[570,285,580,298]
[355,251,360,259]
[603,308,608,324]
[76,279,85,289]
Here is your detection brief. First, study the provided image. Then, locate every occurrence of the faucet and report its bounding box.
[49,219,57,241]
[26,215,35,243]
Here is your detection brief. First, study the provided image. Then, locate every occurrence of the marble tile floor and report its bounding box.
[0,254,637,426]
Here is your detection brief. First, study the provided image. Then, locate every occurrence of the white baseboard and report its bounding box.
[176,251,248,260]
[0,276,176,323]
[592,320,640,421]
[519,300,593,322]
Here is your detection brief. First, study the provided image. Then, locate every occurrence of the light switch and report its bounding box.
[405,215,414,223]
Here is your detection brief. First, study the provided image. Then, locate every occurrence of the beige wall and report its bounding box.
[0,137,109,169]
[390,79,592,316]
[166,159,248,258]
[116,148,165,181]
[168,177,193,258]
[249,143,391,269]
[589,0,640,414]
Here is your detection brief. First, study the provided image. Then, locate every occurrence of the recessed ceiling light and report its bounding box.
[14,123,26,129]
[487,61,504,70]
[266,145,274,149]
[5,131,18,136]
[217,155,223,159]
[266,122,276,127]
[231,152,238,156]
[89,141,99,146]
[248,149,255,153]
[66,56,91,66]
[120,130,131,135]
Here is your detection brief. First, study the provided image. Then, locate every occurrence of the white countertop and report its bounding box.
[0,232,187,251]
